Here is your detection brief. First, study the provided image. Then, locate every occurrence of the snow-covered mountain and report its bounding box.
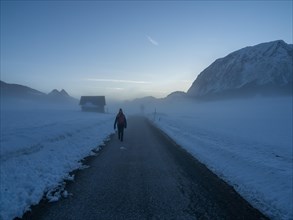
[187,40,293,99]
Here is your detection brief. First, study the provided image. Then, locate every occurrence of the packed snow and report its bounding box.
[143,96,292,220]
[1,96,292,220]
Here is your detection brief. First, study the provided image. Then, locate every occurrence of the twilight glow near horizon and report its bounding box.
[1,1,292,101]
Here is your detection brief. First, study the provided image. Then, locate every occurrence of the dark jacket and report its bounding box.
[114,113,127,129]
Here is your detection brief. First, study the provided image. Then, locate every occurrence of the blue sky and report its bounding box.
[1,1,292,101]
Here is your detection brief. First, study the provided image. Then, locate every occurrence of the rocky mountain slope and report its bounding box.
[187,40,293,99]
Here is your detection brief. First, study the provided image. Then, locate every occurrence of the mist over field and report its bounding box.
[1,8,292,218]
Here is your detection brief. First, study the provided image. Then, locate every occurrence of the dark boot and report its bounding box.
[120,132,123,142]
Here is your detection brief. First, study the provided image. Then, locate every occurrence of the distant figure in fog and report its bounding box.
[114,108,127,142]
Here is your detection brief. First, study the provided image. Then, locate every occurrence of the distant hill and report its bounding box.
[187,40,293,99]
[48,89,70,97]
[1,80,46,99]
[1,80,78,104]
[165,91,187,100]
[125,96,159,106]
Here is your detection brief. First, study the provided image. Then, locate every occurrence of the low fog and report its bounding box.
[1,92,292,220]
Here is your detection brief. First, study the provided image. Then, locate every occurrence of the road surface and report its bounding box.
[22,116,267,220]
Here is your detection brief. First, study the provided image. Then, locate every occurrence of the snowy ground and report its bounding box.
[0,103,115,220]
[1,97,292,220]
[145,96,292,220]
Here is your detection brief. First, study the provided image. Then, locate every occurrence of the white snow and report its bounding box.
[147,96,292,220]
[1,96,292,220]
[187,41,293,97]
[0,103,115,220]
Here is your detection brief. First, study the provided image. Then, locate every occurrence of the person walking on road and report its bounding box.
[114,108,127,142]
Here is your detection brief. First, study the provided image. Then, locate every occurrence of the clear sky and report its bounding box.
[1,1,292,101]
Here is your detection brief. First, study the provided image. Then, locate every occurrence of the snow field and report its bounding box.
[0,107,114,220]
[149,97,292,220]
[1,97,292,220]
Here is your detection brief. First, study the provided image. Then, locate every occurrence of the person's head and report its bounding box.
[119,108,123,113]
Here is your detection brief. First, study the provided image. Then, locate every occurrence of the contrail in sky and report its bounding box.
[86,78,151,84]
[147,35,159,46]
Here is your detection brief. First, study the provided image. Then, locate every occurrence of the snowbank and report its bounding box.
[0,105,115,220]
[149,97,292,220]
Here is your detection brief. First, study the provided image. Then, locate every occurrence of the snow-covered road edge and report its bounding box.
[148,115,292,220]
[0,112,115,220]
